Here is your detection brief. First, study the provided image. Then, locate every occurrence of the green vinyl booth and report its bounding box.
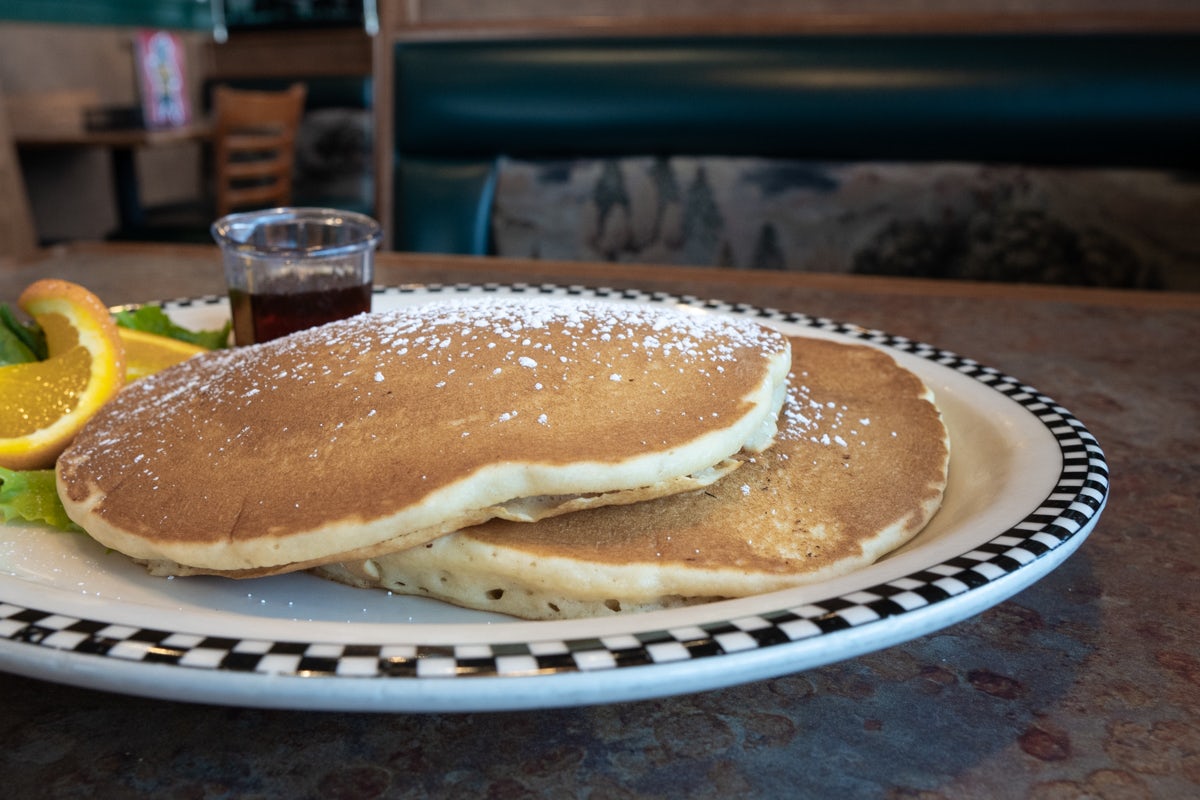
[388,33,1200,256]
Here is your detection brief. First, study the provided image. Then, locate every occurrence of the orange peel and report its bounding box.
[0,279,126,470]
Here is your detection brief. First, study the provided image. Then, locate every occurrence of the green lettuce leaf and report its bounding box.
[0,466,82,533]
[0,321,36,366]
[0,304,46,365]
[115,305,231,350]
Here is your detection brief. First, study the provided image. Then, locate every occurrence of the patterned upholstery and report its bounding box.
[491,158,1194,289]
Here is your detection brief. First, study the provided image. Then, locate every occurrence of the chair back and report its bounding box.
[212,83,307,217]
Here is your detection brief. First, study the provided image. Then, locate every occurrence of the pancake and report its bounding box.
[317,337,950,619]
[56,297,791,577]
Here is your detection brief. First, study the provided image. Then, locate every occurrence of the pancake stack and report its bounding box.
[318,337,950,618]
[56,297,792,578]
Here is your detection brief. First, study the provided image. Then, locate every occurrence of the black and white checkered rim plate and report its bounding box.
[0,283,1108,706]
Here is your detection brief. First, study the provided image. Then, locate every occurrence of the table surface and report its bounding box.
[2,242,1198,799]
[12,121,212,150]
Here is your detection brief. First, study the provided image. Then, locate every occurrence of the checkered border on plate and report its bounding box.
[0,283,1109,681]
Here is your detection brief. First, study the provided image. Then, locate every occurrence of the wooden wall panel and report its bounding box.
[390,0,1200,35]
[203,28,373,81]
[0,90,37,264]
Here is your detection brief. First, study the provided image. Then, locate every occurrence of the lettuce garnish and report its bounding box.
[0,304,46,365]
[114,305,231,350]
[0,466,81,532]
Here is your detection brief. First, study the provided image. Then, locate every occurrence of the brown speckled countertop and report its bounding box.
[2,243,1198,799]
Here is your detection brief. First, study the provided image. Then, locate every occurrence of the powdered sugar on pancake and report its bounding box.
[57,297,792,576]
[317,336,950,619]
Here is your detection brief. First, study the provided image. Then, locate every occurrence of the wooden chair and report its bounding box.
[212,83,307,217]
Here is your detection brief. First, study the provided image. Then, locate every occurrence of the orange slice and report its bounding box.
[118,327,206,381]
[0,279,126,470]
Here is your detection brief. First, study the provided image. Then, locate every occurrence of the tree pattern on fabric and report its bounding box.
[491,157,1197,289]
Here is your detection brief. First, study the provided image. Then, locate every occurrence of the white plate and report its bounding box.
[0,284,1108,712]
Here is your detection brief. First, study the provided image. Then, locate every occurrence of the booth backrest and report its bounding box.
[390,34,1200,255]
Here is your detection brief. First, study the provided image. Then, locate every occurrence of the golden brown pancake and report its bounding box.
[317,337,950,618]
[56,297,791,577]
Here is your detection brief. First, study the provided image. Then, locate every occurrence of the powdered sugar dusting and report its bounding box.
[61,297,790,526]
[290,296,786,399]
[778,369,877,457]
